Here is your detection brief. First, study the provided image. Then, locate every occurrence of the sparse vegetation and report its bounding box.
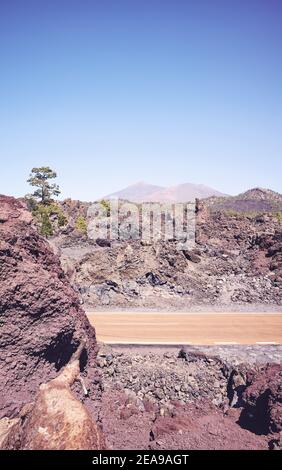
[222,209,242,218]
[32,203,67,237]
[27,166,61,204]
[222,209,275,220]
[26,167,67,237]
[53,204,68,227]
[32,204,54,237]
[100,199,111,215]
[40,210,54,237]
[273,212,282,223]
[208,188,282,215]
[75,215,88,234]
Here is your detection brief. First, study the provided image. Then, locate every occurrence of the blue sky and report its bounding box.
[0,0,281,200]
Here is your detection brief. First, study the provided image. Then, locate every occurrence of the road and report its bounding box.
[87,311,282,345]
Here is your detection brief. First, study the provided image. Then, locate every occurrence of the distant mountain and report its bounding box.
[105,182,227,203]
[143,183,227,203]
[105,182,165,203]
[237,188,282,202]
[205,187,282,213]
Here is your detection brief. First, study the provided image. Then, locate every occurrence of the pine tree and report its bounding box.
[27,167,61,204]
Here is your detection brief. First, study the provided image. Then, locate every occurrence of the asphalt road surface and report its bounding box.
[87,311,282,345]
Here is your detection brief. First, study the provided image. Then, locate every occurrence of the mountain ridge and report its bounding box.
[105,181,228,203]
[205,187,282,213]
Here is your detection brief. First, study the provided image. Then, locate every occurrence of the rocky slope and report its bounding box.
[0,194,281,450]
[0,195,104,449]
[49,192,282,309]
[98,345,282,450]
[205,188,282,214]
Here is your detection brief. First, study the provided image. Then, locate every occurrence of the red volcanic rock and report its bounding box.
[1,343,105,450]
[0,196,99,423]
[150,415,193,440]
[101,391,269,450]
[240,364,282,434]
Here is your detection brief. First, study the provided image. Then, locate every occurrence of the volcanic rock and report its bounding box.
[0,342,105,450]
[182,250,201,263]
[239,364,282,434]
[0,195,104,449]
[49,193,282,309]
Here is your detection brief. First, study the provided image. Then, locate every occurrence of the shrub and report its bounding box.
[48,203,68,227]
[75,215,88,234]
[32,203,67,237]
[100,199,111,215]
[273,212,282,223]
[41,212,54,237]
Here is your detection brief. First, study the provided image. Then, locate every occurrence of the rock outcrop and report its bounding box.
[1,342,105,450]
[0,195,103,449]
[99,345,282,450]
[240,364,282,434]
[52,203,282,309]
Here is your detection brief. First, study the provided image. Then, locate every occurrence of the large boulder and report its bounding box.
[0,196,104,448]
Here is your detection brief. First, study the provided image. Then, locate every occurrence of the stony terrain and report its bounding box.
[98,344,282,450]
[206,187,282,214]
[48,189,282,309]
[0,194,281,450]
[1,343,105,450]
[0,195,104,449]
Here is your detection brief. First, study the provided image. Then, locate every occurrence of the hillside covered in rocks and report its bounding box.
[47,188,282,309]
[0,195,105,449]
[0,194,281,450]
[98,344,282,450]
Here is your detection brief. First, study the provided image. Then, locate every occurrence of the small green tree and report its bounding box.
[32,203,68,237]
[33,204,54,237]
[100,199,111,215]
[75,215,88,234]
[41,212,54,237]
[27,167,61,204]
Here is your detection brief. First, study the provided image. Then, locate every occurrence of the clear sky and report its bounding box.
[0,0,281,200]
